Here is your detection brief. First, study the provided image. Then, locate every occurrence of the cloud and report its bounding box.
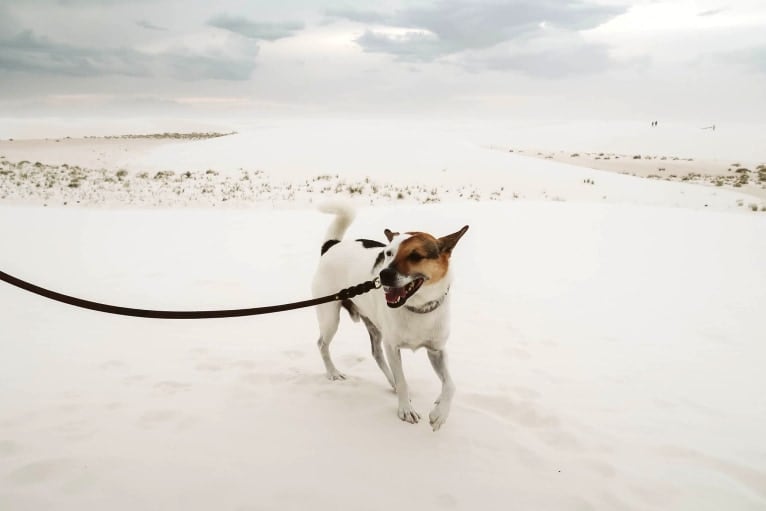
[333,0,626,60]
[753,48,766,72]
[477,42,612,77]
[135,19,167,31]
[729,46,766,74]
[207,14,303,41]
[325,8,387,24]
[0,30,257,80]
[697,7,727,17]
[356,30,444,61]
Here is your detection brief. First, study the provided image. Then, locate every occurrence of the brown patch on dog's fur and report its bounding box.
[384,226,469,285]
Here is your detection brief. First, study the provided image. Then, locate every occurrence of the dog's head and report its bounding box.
[378,225,469,308]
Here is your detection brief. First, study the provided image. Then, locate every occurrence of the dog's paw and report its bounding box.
[325,370,347,381]
[397,404,420,424]
[429,402,450,431]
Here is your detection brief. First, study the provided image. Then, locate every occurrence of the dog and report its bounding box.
[312,202,468,431]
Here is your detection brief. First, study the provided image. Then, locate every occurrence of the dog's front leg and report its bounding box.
[384,342,420,424]
[427,348,455,431]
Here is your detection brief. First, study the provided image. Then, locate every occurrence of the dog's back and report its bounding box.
[312,202,386,298]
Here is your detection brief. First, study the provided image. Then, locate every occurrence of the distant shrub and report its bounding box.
[633,155,641,159]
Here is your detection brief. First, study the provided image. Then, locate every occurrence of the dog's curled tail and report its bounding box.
[319,201,356,246]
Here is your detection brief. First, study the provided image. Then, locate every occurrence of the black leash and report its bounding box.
[0,269,381,319]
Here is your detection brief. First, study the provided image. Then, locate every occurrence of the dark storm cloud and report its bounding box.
[0,30,257,80]
[207,14,304,41]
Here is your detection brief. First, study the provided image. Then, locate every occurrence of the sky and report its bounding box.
[0,0,765,121]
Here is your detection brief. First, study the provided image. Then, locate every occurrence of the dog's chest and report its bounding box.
[385,310,449,350]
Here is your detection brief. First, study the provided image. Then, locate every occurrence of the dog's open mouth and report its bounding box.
[383,278,424,308]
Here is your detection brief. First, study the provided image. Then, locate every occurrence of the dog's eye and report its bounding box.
[408,252,423,262]
[386,250,392,257]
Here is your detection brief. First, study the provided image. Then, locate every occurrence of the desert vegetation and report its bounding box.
[0,158,516,208]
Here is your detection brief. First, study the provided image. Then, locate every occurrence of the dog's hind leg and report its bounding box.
[361,316,395,390]
[315,302,346,380]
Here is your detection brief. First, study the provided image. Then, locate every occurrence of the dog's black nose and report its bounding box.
[379,267,397,286]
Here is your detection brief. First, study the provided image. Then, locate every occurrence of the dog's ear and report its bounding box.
[438,225,469,255]
[384,229,399,242]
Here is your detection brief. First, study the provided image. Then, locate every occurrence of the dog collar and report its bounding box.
[404,287,449,314]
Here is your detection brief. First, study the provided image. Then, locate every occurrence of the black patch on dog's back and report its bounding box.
[356,238,386,249]
[321,239,340,255]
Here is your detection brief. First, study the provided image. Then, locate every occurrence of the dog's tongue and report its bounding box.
[384,286,407,304]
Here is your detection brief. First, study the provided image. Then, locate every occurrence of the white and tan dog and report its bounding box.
[312,203,468,431]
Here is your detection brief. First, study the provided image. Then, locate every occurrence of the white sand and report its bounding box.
[514,148,766,200]
[1,119,765,510]
[1,120,764,211]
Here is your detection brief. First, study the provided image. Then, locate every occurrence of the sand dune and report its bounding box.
[1,120,765,510]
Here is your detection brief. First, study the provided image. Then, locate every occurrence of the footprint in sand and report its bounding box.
[231,360,257,370]
[0,440,20,457]
[282,350,304,360]
[99,360,127,371]
[434,493,458,509]
[465,393,559,427]
[138,410,181,427]
[5,458,76,485]
[339,354,366,367]
[122,374,148,385]
[153,381,192,394]
[506,346,531,359]
[464,393,583,450]
[195,362,223,372]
